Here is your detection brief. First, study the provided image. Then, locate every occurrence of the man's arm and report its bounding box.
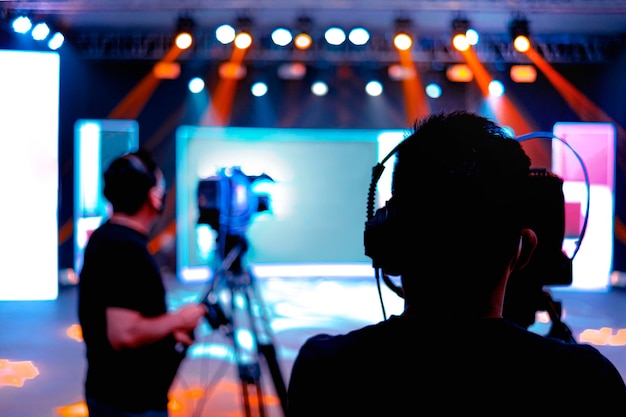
[106,304,207,350]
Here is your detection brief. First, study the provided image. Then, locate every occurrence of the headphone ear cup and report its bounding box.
[364,199,402,275]
[149,185,165,212]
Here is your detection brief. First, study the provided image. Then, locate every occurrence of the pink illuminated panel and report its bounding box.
[552,122,615,291]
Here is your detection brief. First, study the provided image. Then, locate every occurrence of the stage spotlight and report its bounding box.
[294,17,313,50]
[393,18,413,51]
[365,80,383,96]
[451,18,470,51]
[175,16,195,50]
[12,15,32,34]
[188,77,205,93]
[251,82,268,97]
[234,32,252,49]
[488,79,505,96]
[32,22,50,41]
[271,27,293,47]
[348,27,370,46]
[216,24,236,44]
[234,17,253,50]
[48,32,65,50]
[425,82,442,98]
[510,17,531,52]
[294,33,312,50]
[311,81,329,96]
[324,27,346,46]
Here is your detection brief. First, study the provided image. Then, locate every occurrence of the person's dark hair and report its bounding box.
[103,148,159,215]
[391,111,531,286]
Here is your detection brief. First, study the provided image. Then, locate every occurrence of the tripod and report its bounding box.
[202,233,288,417]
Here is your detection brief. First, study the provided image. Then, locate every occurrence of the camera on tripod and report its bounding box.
[195,166,288,415]
[196,166,274,328]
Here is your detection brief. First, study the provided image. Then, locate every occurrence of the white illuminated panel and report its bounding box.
[0,50,59,300]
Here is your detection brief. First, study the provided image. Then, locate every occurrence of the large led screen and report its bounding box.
[176,126,405,282]
[0,50,59,300]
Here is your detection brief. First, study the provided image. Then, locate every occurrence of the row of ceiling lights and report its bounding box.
[173,16,533,54]
[8,14,65,50]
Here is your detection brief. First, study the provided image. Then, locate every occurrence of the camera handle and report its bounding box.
[542,290,577,344]
[201,234,288,417]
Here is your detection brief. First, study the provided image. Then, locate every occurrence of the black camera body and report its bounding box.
[197,166,273,237]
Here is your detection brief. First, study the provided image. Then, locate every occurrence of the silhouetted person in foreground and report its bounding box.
[286,111,626,416]
[78,149,206,417]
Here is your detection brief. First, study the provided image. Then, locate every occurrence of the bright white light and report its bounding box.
[79,123,101,214]
[365,80,383,96]
[32,22,50,41]
[489,80,505,96]
[188,77,205,93]
[311,81,329,96]
[251,82,268,97]
[48,32,65,50]
[425,82,442,98]
[0,50,59,300]
[466,28,479,45]
[216,24,236,44]
[452,34,470,51]
[393,33,412,51]
[234,32,252,49]
[271,28,292,46]
[324,27,346,46]
[175,32,193,50]
[348,27,370,45]
[12,16,32,34]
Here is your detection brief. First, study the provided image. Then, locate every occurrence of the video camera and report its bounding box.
[197,166,274,237]
[502,167,574,330]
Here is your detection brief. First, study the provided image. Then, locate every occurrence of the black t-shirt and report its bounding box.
[78,221,184,412]
[287,315,626,416]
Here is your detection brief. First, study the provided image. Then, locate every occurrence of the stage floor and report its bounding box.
[2,275,626,417]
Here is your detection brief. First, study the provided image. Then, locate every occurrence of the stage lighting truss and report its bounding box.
[66,19,624,65]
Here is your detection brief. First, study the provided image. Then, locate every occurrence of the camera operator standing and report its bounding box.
[78,149,207,417]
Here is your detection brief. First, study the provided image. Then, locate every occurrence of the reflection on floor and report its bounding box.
[1,275,626,417]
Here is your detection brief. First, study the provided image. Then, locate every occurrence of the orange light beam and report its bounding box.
[525,45,626,245]
[460,47,550,166]
[108,46,185,120]
[201,46,248,126]
[460,47,533,135]
[397,48,430,124]
[524,46,626,172]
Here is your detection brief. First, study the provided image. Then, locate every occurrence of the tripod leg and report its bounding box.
[258,343,288,414]
[244,276,288,415]
[241,380,252,417]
